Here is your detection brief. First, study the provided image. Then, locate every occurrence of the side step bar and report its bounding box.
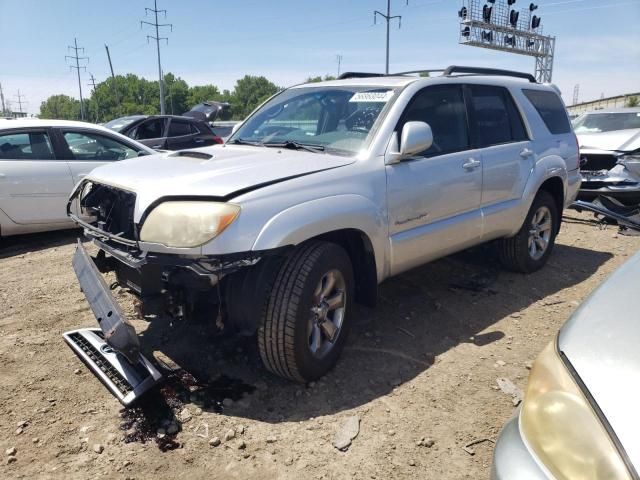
[63,328,162,406]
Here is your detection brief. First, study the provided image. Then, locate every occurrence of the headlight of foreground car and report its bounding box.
[139,201,240,248]
[521,342,631,480]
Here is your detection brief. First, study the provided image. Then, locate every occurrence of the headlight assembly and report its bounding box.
[521,342,631,480]
[139,201,240,248]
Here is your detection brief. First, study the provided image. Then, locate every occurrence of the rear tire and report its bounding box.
[257,241,354,382]
[498,190,559,273]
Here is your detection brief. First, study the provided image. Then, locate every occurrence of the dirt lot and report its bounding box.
[1,210,638,480]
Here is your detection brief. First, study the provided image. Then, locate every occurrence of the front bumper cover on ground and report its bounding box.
[64,240,162,405]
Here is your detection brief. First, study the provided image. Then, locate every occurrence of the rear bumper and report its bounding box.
[491,411,548,480]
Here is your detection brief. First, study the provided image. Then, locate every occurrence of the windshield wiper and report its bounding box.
[229,138,264,146]
[263,140,325,153]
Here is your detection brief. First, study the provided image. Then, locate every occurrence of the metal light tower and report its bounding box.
[65,38,89,120]
[458,0,556,83]
[142,0,172,115]
[374,1,408,74]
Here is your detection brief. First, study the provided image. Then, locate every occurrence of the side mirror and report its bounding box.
[386,121,433,164]
[401,121,433,157]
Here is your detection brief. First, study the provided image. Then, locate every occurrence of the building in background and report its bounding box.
[568,92,640,116]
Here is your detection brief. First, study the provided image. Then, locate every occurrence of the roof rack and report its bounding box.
[337,72,386,80]
[336,65,537,83]
[442,66,536,83]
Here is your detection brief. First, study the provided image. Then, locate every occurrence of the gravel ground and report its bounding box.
[1,210,639,480]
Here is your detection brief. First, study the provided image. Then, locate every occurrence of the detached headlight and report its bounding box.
[139,201,240,248]
[521,342,631,480]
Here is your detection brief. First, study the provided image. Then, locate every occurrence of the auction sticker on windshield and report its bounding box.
[349,90,394,103]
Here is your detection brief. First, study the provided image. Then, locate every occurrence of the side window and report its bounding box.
[0,131,54,160]
[63,131,139,161]
[168,120,195,137]
[399,85,470,157]
[133,118,166,140]
[523,89,571,134]
[468,85,528,147]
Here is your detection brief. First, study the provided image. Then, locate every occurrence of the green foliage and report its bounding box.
[232,75,280,118]
[39,95,81,120]
[305,75,337,83]
[627,96,639,108]
[39,72,281,122]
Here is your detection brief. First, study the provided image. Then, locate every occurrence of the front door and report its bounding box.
[386,84,482,276]
[0,129,74,224]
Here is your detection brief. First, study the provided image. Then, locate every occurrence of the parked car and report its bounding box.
[65,66,580,403]
[184,101,232,122]
[575,108,640,204]
[491,250,640,480]
[210,121,240,141]
[104,115,223,150]
[0,118,154,237]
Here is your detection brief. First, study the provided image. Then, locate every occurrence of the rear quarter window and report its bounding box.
[523,89,571,134]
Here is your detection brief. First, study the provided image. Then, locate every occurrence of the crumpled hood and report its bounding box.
[578,128,640,153]
[558,251,640,469]
[84,144,355,212]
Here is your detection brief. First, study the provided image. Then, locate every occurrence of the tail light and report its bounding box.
[213,135,224,144]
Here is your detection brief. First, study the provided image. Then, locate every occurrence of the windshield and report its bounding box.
[104,115,147,132]
[573,112,640,133]
[228,86,399,155]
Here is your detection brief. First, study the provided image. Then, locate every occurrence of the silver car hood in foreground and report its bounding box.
[577,128,640,152]
[558,251,640,468]
[85,145,355,219]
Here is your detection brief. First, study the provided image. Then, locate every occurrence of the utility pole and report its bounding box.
[105,44,121,117]
[572,84,580,106]
[374,1,408,74]
[65,38,89,120]
[336,54,343,77]
[14,90,26,114]
[141,0,172,115]
[88,73,99,122]
[0,82,6,114]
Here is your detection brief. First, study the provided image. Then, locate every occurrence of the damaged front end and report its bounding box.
[579,148,640,205]
[64,180,273,404]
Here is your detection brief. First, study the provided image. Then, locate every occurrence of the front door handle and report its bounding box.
[462,158,481,170]
[520,148,534,158]
[151,144,163,149]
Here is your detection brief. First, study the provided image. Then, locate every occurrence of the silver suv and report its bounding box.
[67,66,580,399]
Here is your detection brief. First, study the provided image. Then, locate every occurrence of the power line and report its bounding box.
[65,37,89,120]
[374,1,409,74]
[141,0,172,115]
[14,90,26,114]
[88,73,100,122]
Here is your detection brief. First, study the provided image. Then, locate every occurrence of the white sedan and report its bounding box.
[0,119,154,237]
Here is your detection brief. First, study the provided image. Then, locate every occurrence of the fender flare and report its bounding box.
[252,194,388,281]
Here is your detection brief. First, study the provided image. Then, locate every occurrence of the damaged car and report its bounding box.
[575,108,640,204]
[64,66,580,404]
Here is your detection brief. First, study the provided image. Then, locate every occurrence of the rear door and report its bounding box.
[128,117,168,150]
[465,84,533,236]
[0,128,74,224]
[166,118,211,150]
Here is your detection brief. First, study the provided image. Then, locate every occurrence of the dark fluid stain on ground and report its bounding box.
[119,369,255,452]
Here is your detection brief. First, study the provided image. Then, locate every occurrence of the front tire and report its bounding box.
[257,241,354,382]
[498,190,559,273]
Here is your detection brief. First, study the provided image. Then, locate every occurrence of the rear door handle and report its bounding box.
[151,144,163,149]
[194,138,205,143]
[462,158,481,170]
[520,148,534,158]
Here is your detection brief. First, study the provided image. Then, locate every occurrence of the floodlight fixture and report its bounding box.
[483,4,493,22]
[507,0,516,4]
[462,26,471,37]
[481,30,494,42]
[509,10,519,27]
[529,3,538,11]
[505,35,515,46]
[531,15,541,29]
[458,6,468,19]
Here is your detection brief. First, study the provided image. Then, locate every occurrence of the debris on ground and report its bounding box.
[332,415,360,451]
[496,377,524,406]
[462,438,495,456]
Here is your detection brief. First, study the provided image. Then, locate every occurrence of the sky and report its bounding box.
[0,0,639,116]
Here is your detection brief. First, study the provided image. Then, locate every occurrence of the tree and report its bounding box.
[233,75,280,118]
[627,96,639,108]
[305,75,337,83]
[187,85,222,107]
[39,95,81,120]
